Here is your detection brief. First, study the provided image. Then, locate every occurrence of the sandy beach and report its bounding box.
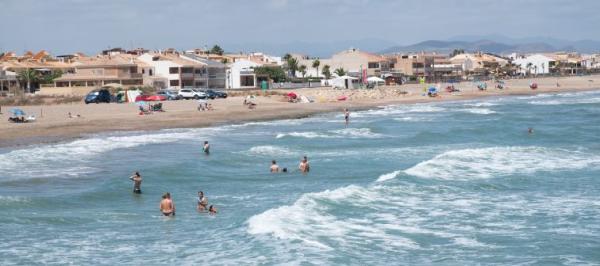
[1,74,599,147]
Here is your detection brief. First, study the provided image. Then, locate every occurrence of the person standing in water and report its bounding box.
[129,171,142,194]
[270,160,280,173]
[160,192,175,216]
[528,127,534,134]
[344,108,350,126]
[197,191,208,211]
[203,141,210,155]
[299,156,310,173]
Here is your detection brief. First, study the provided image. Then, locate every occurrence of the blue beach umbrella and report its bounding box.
[10,108,26,116]
[428,87,437,93]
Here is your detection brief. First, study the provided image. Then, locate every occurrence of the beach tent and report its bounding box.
[331,76,358,89]
[10,108,26,116]
[367,76,385,83]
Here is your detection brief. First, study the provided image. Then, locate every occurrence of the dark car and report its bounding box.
[201,90,218,99]
[85,89,112,104]
[207,89,227,98]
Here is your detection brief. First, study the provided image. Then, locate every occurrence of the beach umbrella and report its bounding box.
[428,87,437,93]
[287,92,297,99]
[10,108,26,116]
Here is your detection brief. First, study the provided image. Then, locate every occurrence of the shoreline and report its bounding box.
[1,75,599,149]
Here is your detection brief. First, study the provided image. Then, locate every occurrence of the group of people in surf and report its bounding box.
[127,109,350,217]
[270,156,310,174]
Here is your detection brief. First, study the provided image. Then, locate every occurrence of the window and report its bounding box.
[142,69,145,74]
[181,67,193,74]
[169,67,179,74]
[149,69,153,76]
[170,80,180,86]
[240,75,255,87]
[368,62,379,69]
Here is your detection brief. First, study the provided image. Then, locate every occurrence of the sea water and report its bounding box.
[1,91,600,265]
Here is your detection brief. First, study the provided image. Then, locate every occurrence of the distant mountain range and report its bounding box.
[380,36,600,55]
[222,35,600,57]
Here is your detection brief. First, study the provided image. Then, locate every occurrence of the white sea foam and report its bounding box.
[376,170,402,182]
[0,195,30,204]
[404,146,600,180]
[529,97,600,106]
[0,128,219,180]
[464,102,498,107]
[247,145,297,157]
[461,108,496,115]
[276,128,383,139]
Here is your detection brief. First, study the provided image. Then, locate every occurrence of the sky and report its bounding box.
[1,0,599,56]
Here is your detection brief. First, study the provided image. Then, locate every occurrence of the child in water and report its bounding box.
[203,141,210,155]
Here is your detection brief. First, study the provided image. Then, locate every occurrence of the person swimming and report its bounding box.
[160,192,175,216]
[270,160,280,173]
[208,205,217,215]
[197,191,208,212]
[129,171,142,194]
[528,127,534,134]
[282,167,288,173]
[203,141,210,155]
[299,156,310,173]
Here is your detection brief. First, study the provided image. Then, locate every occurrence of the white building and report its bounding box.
[513,54,556,75]
[138,52,208,89]
[226,59,261,89]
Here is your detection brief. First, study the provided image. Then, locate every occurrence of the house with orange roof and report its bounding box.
[38,54,143,95]
[138,52,210,89]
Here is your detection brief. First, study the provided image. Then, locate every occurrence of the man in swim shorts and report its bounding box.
[129,171,142,194]
[197,191,208,211]
[299,156,310,173]
[344,108,350,125]
[160,192,175,216]
[203,141,210,155]
[270,160,280,173]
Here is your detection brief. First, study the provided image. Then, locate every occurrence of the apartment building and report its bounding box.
[388,53,462,82]
[138,52,209,89]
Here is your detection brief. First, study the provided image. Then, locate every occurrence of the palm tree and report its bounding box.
[17,68,39,93]
[287,57,299,77]
[312,59,320,78]
[322,64,332,79]
[283,53,292,62]
[299,65,307,79]
[334,67,346,77]
[541,62,545,75]
[526,62,533,76]
[533,65,538,76]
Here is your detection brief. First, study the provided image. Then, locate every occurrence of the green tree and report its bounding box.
[526,62,533,76]
[221,58,229,64]
[283,53,292,62]
[210,45,224,56]
[312,59,320,78]
[286,57,299,77]
[40,69,63,84]
[253,66,287,83]
[322,64,332,79]
[334,67,346,77]
[17,68,40,93]
[299,64,307,79]
[450,49,465,57]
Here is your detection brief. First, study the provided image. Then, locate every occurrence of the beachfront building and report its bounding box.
[329,48,389,78]
[225,59,264,89]
[582,54,600,73]
[547,53,585,75]
[138,52,209,89]
[181,53,227,89]
[387,53,462,82]
[512,54,556,75]
[450,52,509,78]
[39,54,143,95]
[0,67,18,93]
[0,51,74,93]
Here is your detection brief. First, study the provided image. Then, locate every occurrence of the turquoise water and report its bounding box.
[1,91,600,265]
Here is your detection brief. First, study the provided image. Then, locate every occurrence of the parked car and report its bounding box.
[157,90,182,100]
[85,89,112,104]
[201,89,218,99]
[178,88,207,99]
[135,94,167,102]
[207,89,227,98]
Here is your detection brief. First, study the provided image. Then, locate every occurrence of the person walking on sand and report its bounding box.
[203,141,210,155]
[270,160,280,173]
[344,108,350,126]
[197,191,208,211]
[299,156,310,173]
[160,192,175,217]
[129,171,142,194]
